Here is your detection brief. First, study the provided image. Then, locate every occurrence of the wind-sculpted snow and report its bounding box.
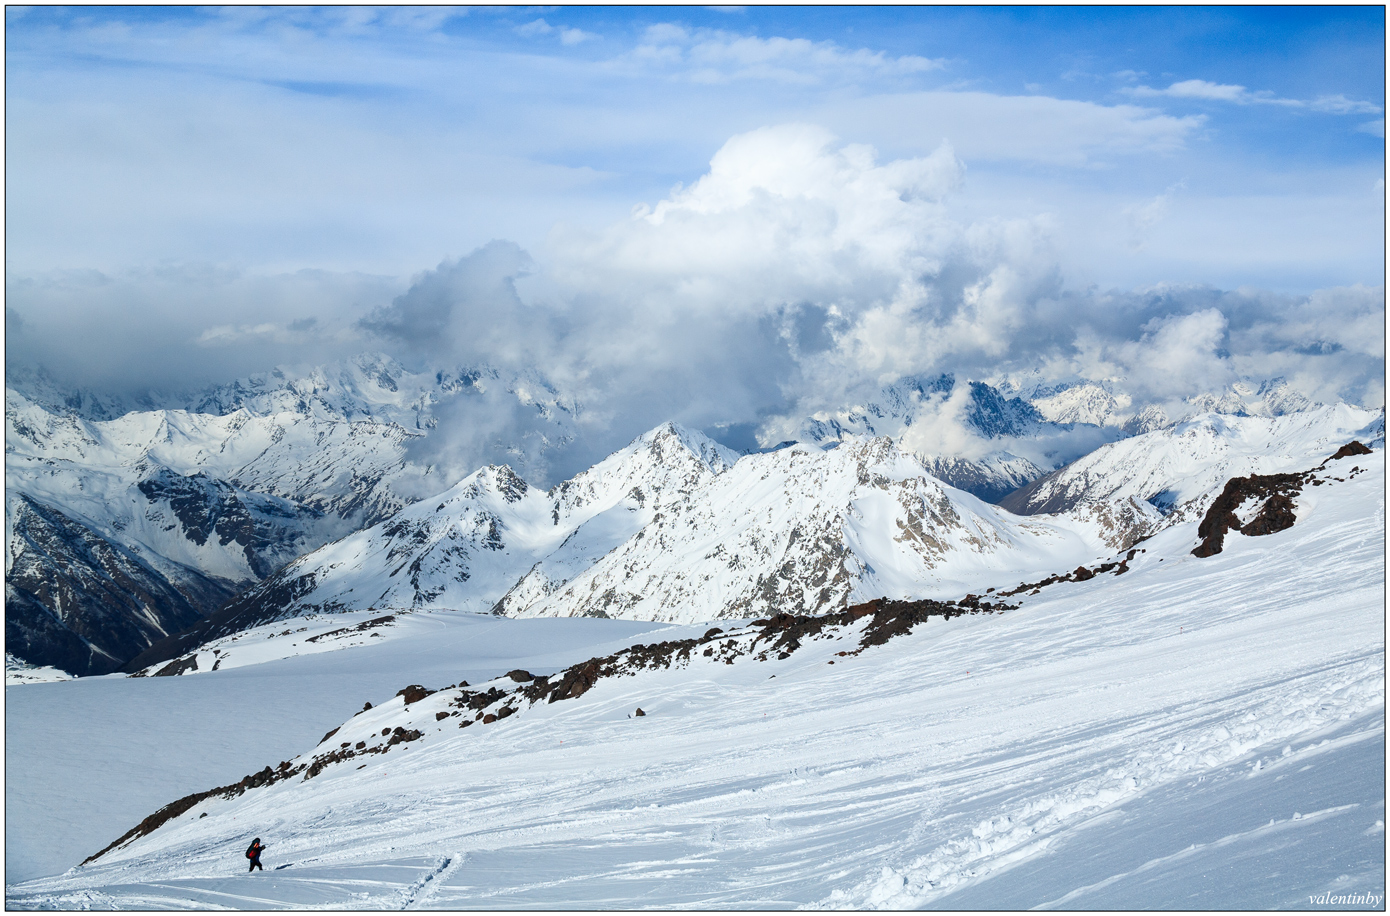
[8,446,1382,909]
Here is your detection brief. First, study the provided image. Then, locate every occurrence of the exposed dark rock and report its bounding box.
[634,708,645,717]
[121,565,325,674]
[506,669,534,682]
[995,465,1078,516]
[136,469,319,579]
[386,727,422,746]
[1192,471,1307,558]
[305,615,396,644]
[397,685,433,705]
[1331,440,1372,460]
[152,655,199,677]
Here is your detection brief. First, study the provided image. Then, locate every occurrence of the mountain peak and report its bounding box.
[635,421,741,475]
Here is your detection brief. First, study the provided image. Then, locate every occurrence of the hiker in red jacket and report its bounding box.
[246,838,266,872]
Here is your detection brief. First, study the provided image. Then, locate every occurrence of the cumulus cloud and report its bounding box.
[9,122,1384,482]
[516,18,598,45]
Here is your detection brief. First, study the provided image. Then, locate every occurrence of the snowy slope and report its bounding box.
[1000,374,1324,434]
[4,613,674,885]
[6,445,1382,909]
[189,429,1133,640]
[1001,405,1384,520]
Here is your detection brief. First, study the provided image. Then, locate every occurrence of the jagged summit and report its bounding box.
[123,421,747,662]
[508,435,1109,625]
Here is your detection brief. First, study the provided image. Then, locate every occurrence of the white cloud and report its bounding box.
[8,120,1383,476]
[517,19,598,45]
[1309,94,1384,115]
[1128,79,1382,115]
[820,91,1204,166]
[560,28,598,46]
[1139,78,1247,102]
[626,24,943,85]
[515,19,553,38]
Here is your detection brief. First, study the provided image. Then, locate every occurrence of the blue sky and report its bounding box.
[5,6,1385,456]
[7,6,1382,282]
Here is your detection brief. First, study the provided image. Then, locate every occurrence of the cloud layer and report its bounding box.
[7,121,1383,482]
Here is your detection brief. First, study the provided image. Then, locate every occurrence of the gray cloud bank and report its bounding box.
[7,125,1384,482]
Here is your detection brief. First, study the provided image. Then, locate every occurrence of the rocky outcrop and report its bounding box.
[1191,441,1372,558]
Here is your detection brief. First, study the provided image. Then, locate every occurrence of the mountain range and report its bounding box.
[5,355,1380,676]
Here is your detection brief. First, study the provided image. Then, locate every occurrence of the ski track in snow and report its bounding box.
[5,450,1384,910]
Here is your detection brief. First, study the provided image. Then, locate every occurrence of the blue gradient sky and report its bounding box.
[8,5,1383,287]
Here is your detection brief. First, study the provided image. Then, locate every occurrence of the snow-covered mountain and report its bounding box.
[999,374,1325,435]
[5,353,1374,678]
[125,402,1383,671]
[780,374,1102,500]
[119,423,741,669]
[507,436,1119,624]
[9,440,1382,908]
[999,405,1385,521]
[128,425,1148,670]
[4,354,581,674]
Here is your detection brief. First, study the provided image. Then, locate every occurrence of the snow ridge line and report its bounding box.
[821,654,1386,909]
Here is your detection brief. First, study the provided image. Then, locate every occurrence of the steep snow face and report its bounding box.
[510,437,1111,625]
[4,377,436,672]
[1029,382,1131,427]
[1001,405,1384,520]
[6,387,425,541]
[210,423,741,630]
[492,424,739,617]
[10,353,578,433]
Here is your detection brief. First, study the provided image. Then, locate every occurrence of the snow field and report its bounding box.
[4,613,673,885]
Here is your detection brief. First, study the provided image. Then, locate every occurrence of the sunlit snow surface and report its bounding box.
[6,451,1384,909]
